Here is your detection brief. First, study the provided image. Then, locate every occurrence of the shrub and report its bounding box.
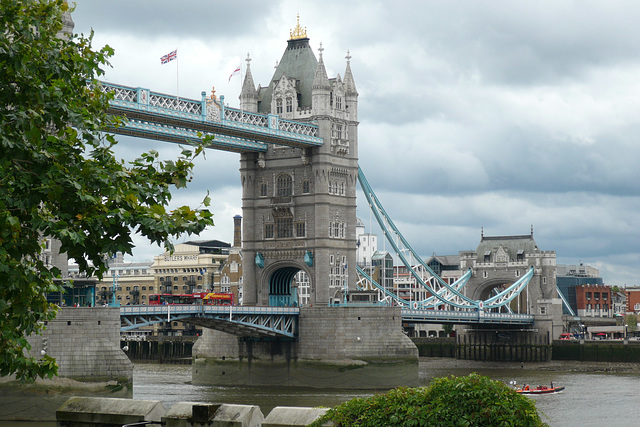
[310,373,547,426]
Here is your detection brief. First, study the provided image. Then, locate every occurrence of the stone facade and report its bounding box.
[459,230,563,338]
[239,23,359,307]
[28,307,132,382]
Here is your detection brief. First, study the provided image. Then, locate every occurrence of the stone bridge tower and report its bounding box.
[459,229,563,338]
[239,21,359,306]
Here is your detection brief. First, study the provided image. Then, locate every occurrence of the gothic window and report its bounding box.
[276,98,283,114]
[259,182,268,197]
[340,182,345,195]
[276,217,293,238]
[276,173,293,196]
[302,180,310,193]
[286,97,293,113]
[265,223,274,239]
[296,221,306,237]
[336,96,342,110]
[221,276,230,285]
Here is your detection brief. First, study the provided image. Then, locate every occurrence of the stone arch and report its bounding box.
[471,277,528,314]
[262,261,311,307]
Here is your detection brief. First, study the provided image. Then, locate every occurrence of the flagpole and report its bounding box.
[176,47,180,101]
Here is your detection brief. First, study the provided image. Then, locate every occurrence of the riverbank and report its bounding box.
[419,357,640,374]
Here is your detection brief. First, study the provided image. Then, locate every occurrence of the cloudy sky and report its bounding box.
[71,1,640,286]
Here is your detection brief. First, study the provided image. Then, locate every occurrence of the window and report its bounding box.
[296,221,306,237]
[259,182,268,197]
[302,180,310,193]
[515,270,520,278]
[276,98,283,114]
[276,174,293,196]
[142,286,146,291]
[286,97,293,113]
[149,286,154,291]
[539,306,546,315]
[276,217,293,238]
[336,96,342,110]
[586,292,592,300]
[483,271,488,278]
[265,223,274,239]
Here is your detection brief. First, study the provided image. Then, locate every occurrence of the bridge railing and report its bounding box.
[120,304,300,316]
[101,82,323,146]
[401,308,534,324]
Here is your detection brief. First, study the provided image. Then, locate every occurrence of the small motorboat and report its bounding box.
[514,383,565,395]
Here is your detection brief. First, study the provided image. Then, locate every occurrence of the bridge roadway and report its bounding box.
[120,305,534,338]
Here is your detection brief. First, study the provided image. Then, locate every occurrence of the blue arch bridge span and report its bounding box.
[120,305,534,338]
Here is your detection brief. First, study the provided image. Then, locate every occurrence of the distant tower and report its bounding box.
[240,17,359,306]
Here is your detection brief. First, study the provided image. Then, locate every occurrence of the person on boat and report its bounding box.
[524,384,529,391]
[550,381,554,389]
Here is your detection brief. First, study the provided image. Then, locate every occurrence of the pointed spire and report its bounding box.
[343,50,358,96]
[312,42,330,90]
[240,52,258,112]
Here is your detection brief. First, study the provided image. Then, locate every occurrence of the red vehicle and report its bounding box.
[201,292,233,306]
[149,292,233,306]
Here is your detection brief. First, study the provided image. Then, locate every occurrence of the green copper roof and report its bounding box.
[258,37,318,113]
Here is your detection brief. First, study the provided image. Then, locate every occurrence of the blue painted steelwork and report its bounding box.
[358,167,533,311]
[120,304,298,339]
[556,285,576,316]
[120,304,533,334]
[401,308,534,325]
[101,82,323,151]
[356,265,472,309]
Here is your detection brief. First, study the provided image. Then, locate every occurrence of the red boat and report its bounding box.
[515,384,565,395]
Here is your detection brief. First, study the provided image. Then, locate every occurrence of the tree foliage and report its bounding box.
[311,373,547,427]
[0,0,213,381]
[625,314,637,333]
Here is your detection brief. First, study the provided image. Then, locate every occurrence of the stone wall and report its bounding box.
[28,307,132,381]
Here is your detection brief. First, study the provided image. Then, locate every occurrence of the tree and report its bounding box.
[311,373,547,426]
[625,315,637,333]
[0,0,213,381]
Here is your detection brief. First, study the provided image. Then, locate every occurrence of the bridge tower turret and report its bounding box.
[239,53,258,113]
[240,19,359,307]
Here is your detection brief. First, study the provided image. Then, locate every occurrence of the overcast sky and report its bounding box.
[70,1,640,286]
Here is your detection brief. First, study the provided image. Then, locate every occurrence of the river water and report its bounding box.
[133,360,640,426]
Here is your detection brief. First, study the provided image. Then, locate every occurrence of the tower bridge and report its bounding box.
[94,18,562,380]
[102,25,560,332]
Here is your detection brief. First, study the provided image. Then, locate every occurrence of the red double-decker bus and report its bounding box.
[149,292,233,306]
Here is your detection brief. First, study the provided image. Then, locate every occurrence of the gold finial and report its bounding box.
[210,86,217,101]
[289,13,307,40]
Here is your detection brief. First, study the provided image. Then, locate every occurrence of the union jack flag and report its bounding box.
[160,49,177,64]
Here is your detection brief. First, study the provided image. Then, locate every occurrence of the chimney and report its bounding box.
[233,215,242,248]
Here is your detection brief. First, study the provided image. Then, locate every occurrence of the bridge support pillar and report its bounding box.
[192,306,418,388]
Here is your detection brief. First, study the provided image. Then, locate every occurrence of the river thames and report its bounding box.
[133,359,640,426]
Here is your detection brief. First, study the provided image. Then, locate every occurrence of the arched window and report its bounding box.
[286,97,293,113]
[276,98,283,114]
[276,173,293,196]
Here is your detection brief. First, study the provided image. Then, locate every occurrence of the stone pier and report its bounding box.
[192,306,419,389]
